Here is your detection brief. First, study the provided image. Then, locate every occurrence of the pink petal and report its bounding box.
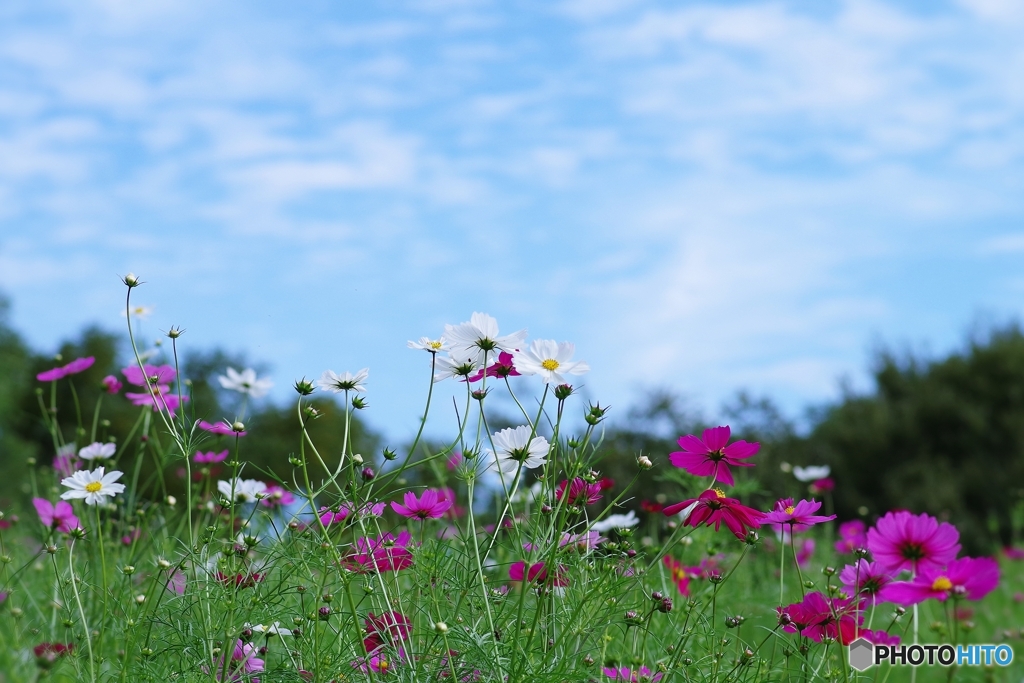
[676,434,710,454]
[722,440,759,459]
[702,426,731,451]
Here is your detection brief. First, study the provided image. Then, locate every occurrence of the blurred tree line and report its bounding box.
[2,293,1023,553]
[0,294,380,511]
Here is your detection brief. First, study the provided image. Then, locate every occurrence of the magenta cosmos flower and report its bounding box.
[602,666,663,682]
[668,426,758,486]
[867,511,960,574]
[364,611,412,652]
[122,364,187,417]
[198,420,247,437]
[345,531,413,573]
[663,488,765,540]
[764,498,836,532]
[556,477,603,506]
[32,498,80,533]
[194,450,228,464]
[778,592,861,645]
[835,519,867,554]
[37,356,95,382]
[391,489,452,520]
[879,556,1000,606]
[509,561,568,587]
[840,559,896,607]
[467,351,521,382]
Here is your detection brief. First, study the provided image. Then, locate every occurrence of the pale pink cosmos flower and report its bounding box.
[37,357,95,382]
[391,489,452,520]
[198,420,246,437]
[32,498,80,533]
[194,450,229,464]
[668,426,758,486]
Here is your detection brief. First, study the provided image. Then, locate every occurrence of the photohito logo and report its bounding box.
[848,639,1014,671]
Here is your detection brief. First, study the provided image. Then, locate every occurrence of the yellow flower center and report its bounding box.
[85,482,103,493]
[785,506,795,514]
[378,659,389,672]
[712,488,726,498]
[541,358,560,371]
[931,576,953,592]
[429,340,442,350]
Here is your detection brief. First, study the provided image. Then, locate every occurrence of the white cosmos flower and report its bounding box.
[487,425,549,475]
[317,368,368,393]
[513,340,590,384]
[61,467,126,506]
[793,465,831,482]
[432,353,478,383]
[122,305,154,320]
[591,511,640,533]
[78,442,116,461]
[57,443,77,458]
[245,622,291,637]
[217,478,268,503]
[444,313,526,366]
[407,336,449,353]
[218,367,273,398]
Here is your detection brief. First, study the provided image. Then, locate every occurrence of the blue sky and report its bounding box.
[1,0,1023,440]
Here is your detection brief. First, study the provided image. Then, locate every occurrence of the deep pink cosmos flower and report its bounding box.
[668,425,758,486]
[467,351,520,382]
[879,556,1000,606]
[198,420,247,437]
[1004,546,1024,560]
[764,498,836,532]
[778,592,861,645]
[34,642,74,668]
[861,629,900,646]
[509,561,568,587]
[346,531,414,573]
[840,559,896,607]
[216,571,264,589]
[101,375,122,394]
[602,666,663,682]
[122,364,177,386]
[809,477,834,494]
[663,488,765,540]
[32,498,79,533]
[867,511,961,574]
[364,611,412,652]
[556,477,603,506]
[37,357,95,382]
[663,556,692,596]
[391,489,452,520]
[194,450,229,464]
[835,519,867,554]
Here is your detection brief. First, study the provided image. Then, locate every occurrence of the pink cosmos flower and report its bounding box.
[796,537,815,567]
[809,477,834,493]
[446,452,464,470]
[122,364,177,386]
[867,511,961,574]
[840,559,896,607]
[860,629,900,646]
[509,561,568,587]
[167,570,186,595]
[260,484,294,508]
[198,420,247,437]
[353,648,406,675]
[207,639,264,681]
[391,489,452,520]
[778,592,861,645]
[37,357,95,382]
[663,556,692,596]
[364,611,412,652]
[764,498,836,532]
[32,498,79,533]
[668,425,758,486]
[556,477,602,506]
[101,375,122,394]
[124,384,187,417]
[345,531,414,573]
[663,488,765,540]
[216,571,264,589]
[879,556,1000,606]
[835,519,867,554]
[467,351,520,382]
[1004,547,1024,560]
[602,666,663,682]
[194,450,229,464]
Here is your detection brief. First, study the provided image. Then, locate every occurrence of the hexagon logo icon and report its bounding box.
[849,637,875,671]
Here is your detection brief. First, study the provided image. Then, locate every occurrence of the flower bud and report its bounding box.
[637,455,653,470]
[382,447,397,461]
[294,378,315,396]
[231,421,245,433]
[434,621,449,634]
[554,384,574,400]
[122,566,135,575]
[122,273,141,288]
